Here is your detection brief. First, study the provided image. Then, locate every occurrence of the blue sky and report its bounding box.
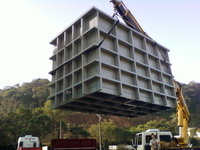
[0,0,199,89]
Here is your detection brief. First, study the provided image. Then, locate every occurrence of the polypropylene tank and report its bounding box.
[48,7,176,117]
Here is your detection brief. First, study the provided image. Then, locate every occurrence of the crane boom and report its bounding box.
[174,80,191,147]
[110,0,148,36]
[110,0,191,148]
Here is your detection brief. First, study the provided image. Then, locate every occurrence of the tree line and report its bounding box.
[0,79,200,149]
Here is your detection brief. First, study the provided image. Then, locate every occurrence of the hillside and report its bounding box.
[65,111,160,127]
[1,78,199,128]
[0,78,200,149]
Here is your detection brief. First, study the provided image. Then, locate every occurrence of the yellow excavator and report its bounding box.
[110,0,197,149]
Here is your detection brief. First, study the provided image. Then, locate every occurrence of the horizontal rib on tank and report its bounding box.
[48,6,176,118]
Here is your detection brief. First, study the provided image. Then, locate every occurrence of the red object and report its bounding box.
[18,147,42,150]
[51,139,96,150]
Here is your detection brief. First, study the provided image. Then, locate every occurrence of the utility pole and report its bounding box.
[96,114,102,150]
[59,121,62,139]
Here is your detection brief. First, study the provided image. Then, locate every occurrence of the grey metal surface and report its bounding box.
[48,7,176,117]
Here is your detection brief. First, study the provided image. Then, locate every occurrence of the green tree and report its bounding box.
[130,119,177,135]
[41,100,69,139]
[0,79,50,116]
[0,115,15,147]
[27,114,52,138]
[189,128,197,138]
[17,78,50,108]
[0,108,32,147]
[69,127,90,138]
[0,87,21,116]
[182,82,200,127]
[0,106,55,147]
[182,81,200,113]
[88,119,134,148]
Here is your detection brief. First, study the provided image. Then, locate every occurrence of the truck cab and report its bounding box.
[17,135,40,149]
[134,129,173,150]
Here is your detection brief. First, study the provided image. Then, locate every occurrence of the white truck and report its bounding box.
[17,135,42,150]
[134,129,174,150]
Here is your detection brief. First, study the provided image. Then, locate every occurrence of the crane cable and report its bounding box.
[83,17,119,53]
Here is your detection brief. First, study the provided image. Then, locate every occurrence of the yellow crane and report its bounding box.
[110,0,149,37]
[110,0,193,149]
[174,80,191,147]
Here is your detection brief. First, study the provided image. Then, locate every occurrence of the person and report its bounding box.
[150,133,159,150]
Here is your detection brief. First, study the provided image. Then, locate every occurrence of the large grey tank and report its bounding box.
[48,7,176,117]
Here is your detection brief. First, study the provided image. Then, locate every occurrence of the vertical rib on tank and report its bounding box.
[48,7,176,118]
